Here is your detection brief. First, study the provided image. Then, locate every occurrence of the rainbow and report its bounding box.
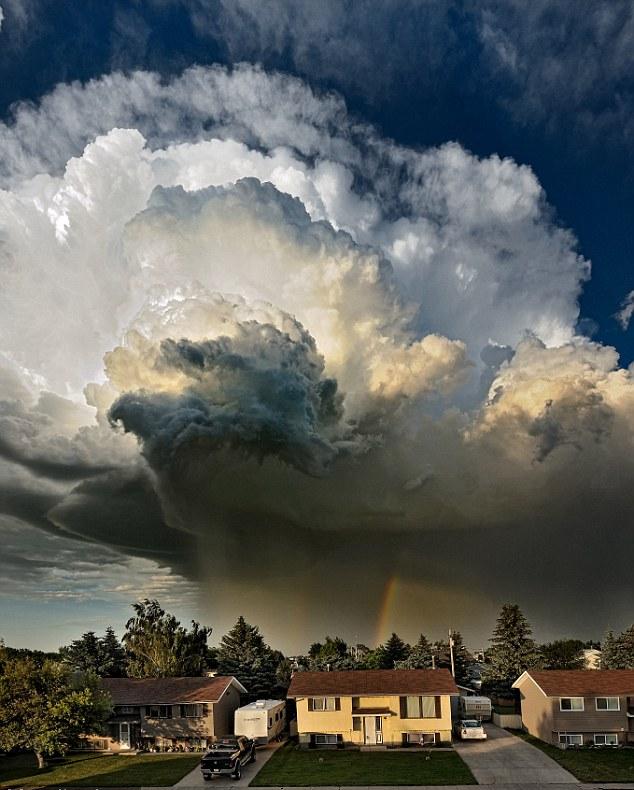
[374,575,399,645]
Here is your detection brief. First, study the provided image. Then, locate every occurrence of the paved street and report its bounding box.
[452,723,577,785]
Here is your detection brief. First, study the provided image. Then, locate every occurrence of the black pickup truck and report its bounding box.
[200,737,256,781]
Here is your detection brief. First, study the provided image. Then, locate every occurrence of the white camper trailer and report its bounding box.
[459,695,492,721]
[234,700,286,744]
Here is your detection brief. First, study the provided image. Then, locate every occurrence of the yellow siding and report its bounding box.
[295,694,453,746]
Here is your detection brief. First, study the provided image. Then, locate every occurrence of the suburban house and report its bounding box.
[82,676,247,752]
[287,669,458,747]
[513,669,634,747]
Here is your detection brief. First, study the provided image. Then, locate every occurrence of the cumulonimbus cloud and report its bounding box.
[1,64,633,645]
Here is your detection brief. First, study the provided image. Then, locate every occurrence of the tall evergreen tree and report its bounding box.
[381,633,410,668]
[217,616,279,700]
[601,625,634,669]
[59,632,102,675]
[60,628,126,677]
[482,604,541,690]
[100,627,127,677]
[395,633,433,669]
[123,599,211,677]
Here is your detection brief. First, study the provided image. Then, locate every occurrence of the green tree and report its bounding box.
[483,604,541,690]
[60,627,126,677]
[601,626,634,669]
[381,633,410,668]
[308,636,355,670]
[0,650,111,768]
[217,616,279,700]
[123,599,211,677]
[540,639,585,670]
[395,633,433,669]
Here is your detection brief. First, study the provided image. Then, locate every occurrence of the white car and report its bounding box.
[454,719,487,740]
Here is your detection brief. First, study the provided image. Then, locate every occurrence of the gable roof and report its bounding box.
[101,676,246,704]
[513,670,634,697]
[287,669,458,697]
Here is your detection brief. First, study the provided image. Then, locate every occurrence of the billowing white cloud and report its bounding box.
[1,65,633,645]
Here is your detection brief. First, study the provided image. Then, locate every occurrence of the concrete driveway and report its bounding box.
[173,742,281,788]
[453,723,577,785]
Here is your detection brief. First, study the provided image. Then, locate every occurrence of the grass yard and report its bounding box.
[250,742,476,786]
[512,731,634,783]
[0,751,201,787]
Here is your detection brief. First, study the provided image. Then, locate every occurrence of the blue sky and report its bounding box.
[0,0,633,652]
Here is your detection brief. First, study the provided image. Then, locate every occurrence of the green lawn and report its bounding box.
[512,732,634,783]
[0,751,201,787]
[250,743,476,786]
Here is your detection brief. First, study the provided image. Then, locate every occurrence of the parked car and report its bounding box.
[454,719,487,740]
[200,736,256,781]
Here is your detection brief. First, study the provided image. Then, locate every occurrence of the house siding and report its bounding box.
[517,676,633,746]
[295,694,453,747]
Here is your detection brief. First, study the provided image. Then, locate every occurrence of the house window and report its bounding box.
[596,697,620,711]
[401,696,439,718]
[180,704,203,718]
[353,717,362,732]
[118,706,137,714]
[558,734,583,746]
[309,697,338,711]
[405,732,436,745]
[314,734,338,745]
[559,697,584,711]
[269,718,273,727]
[594,733,618,746]
[147,705,172,718]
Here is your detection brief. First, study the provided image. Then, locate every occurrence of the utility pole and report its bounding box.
[449,629,456,678]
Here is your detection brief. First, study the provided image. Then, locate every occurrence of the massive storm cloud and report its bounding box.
[1,65,633,647]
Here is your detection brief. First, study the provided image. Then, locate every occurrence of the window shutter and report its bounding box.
[308,698,314,711]
[399,697,407,718]
[434,696,441,718]
[335,697,341,711]
[309,734,316,748]
[168,705,173,719]
[402,732,408,746]
[180,705,185,718]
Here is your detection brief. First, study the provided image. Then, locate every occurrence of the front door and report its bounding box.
[364,717,376,745]
[119,722,131,750]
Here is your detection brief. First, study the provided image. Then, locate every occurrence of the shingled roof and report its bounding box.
[100,676,246,704]
[287,669,458,697]
[514,670,634,696]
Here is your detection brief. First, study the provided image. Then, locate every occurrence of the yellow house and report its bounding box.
[287,669,458,747]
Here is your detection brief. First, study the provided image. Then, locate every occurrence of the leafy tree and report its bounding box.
[123,599,211,677]
[395,633,433,669]
[601,625,634,669]
[0,649,111,768]
[308,636,355,670]
[217,616,279,700]
[540,639,585,670]
[482,604,541,690]
[360,646,389,669]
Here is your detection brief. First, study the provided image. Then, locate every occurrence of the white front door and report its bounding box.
[364,717,376,745]
[119,722,131,749]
